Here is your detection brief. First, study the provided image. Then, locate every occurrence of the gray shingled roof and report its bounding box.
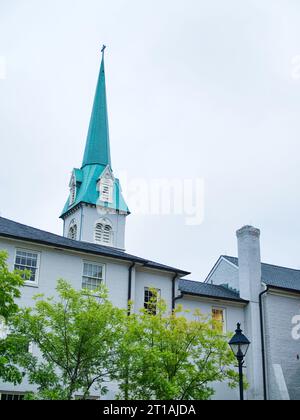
[223,256,300,293]
[179,279,247,303]
[0,217,190,276]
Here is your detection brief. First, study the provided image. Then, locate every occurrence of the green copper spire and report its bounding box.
[82,45,111,168]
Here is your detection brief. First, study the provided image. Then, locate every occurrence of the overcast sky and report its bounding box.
[1,0,300,280]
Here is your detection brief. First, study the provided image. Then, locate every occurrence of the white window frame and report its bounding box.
[14,248,41,287]
[212,307,227,333]
[0,392,25,401]
[75,395,100,400]
[82,260,106,291]
[144,287,161,315]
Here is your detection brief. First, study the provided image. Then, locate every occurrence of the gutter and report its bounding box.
[266,284,300,296]
[259,285,269,401]
[172,291,247,307]
[177,291,248,304]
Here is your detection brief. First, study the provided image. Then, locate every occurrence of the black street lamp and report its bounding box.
[229,323,250,401]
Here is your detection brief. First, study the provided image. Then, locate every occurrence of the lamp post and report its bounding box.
[229,323,250,401]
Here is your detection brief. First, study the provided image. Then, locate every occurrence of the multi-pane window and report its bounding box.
[14,250,39,284]
[212,308,226,333]
[144,288,160,315]
[0,393,24,401]
[82,262,104,291]
[75,395,99,400]
[95,220,113,246]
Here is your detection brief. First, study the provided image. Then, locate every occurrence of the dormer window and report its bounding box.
[97,167,114,204]
[69,175,76,206]
[99,178,113,203]
[95,219,113,246]
[68,219,78,240]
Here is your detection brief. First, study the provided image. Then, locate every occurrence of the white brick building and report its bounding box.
[1,49,299,400]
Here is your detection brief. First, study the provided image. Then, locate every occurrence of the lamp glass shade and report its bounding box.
[228,323,251,358]
[229,342,250,358]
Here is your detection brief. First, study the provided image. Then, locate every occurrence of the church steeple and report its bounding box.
[60,46,129,250]
[82,46,111,168]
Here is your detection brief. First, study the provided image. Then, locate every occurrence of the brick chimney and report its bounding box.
[237,225,262,301]
[236,225,264,400]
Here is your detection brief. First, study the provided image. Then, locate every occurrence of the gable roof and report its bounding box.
[0,217,189,276]
[179,279,247,303]
[222,255,300,294]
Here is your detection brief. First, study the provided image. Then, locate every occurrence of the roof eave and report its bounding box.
[179,290,248,304]
[266,284,300,296]
[0,232,188,276]
[60,201,130,219]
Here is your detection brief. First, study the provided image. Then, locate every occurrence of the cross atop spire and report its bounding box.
[82,46,111,168]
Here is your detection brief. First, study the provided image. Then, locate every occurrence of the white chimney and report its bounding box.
[237,225,261,301]
[236,225,264,400]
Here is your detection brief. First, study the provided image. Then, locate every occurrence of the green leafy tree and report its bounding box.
[15,280,124,400]
[0,251,24,320]
[114,293,239,400]
[0,251,31,384]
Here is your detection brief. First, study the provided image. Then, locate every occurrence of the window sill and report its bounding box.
[24,282,39,288]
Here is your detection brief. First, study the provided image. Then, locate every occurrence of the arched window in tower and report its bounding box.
[68,219,78,241]
[95,219,113,246]
[69,175,76,206]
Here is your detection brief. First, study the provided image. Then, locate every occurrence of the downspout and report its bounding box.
[173,293,184,308]
[172,273,178,311]
[127,262,135,316]
[259,285,269,401]
[125,261,135,401]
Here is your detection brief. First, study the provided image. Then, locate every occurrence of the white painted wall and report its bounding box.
[208,258,239,292]
[0,237,130,310]
[62,204,127,250]
[179,295,245,400]
[264,292,300,400]
[0,237,245,400]
[134,268,174,313]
